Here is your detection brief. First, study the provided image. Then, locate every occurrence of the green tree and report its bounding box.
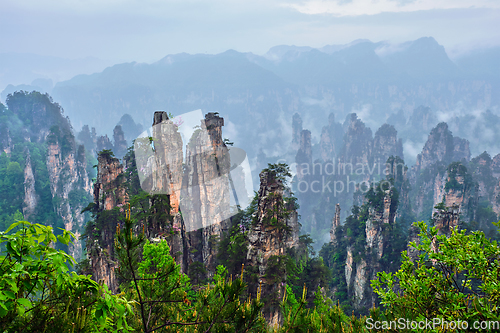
[274,284,368,333]
[372,221,500,330]
[262,163,292,185]
[0,221,132,332]
[115,206,266,332]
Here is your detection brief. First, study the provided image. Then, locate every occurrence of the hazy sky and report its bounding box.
[1,0,499,63]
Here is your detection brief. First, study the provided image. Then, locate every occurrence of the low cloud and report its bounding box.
[375,42,410,57]
[403,139,425,164]
[286,0,500,17]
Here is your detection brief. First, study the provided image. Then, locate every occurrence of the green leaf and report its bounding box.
[5,220,26,233]
[17,298,31,308]
[4,291,16,300]
[0,303,8,317]
[37,234,46,243]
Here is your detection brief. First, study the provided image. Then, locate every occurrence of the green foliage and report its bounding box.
[69,188,92,209]
[320,181,406,313]
[115,208,266,332]
[0,156,24,231]
[187,261,208,285]
[0,144,63,232]
[274,285,368,333]
[84,207,122,256]
[0,92,79,233]
[258,164,297,235]
[6,91,72,139]
[474,201,500,236]
[372,221,500,327]
[0,220,132,332]
[444,162,469,192]
[217,208,252,277]
[434,201,446,211]
[263,162,292,185]
[283,235,331,307]
[99,149,116,159]
[123,145,142,197]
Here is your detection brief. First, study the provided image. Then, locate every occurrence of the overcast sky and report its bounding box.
[1,0,499,63]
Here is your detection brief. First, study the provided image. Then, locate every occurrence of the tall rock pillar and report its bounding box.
[182,112,231,278]
[330,204,341,245]
[246,170,300,324]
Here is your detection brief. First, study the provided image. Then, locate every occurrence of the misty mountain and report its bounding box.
[377,37,460,80]
[51,50,296,164]
[455,46,500,79]
[44,38,498,168]
[0,53,113,98]
[0,37,494,175]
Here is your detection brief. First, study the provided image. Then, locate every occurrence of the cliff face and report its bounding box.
[295,112,405,241]
[433,162,478,223]
[433,205,460,237]
[90,111,186,282]
[412,138,500,229]
[247,171,300,272]
[372,124,404,165]
[386,156,411,222]
[51,144,93,260]
[295,130,312,182]
[329,203,341,245]
[112,125,128,159]
[470,152,500,220]
[328,175,401,312]
[23,150,37,219]
[408,106,436,137]
[340,113,373,166]
[93,152,126,211]
[411,122,472,220]
[182,112,231,277]
[319,113,343,163]
[491,154,500,179]
[408,204,460,264]
[96,135,113,153]
[0,124,12,155]
[148,111,185,270]
[148,111,183,211]
[76,125,98,154]
[87,151,126,293]
[491,155,500,216]
[350,188,396,309]
[87,111,235,286]
[4,92,93,260]
[246,170,300,323]
[414,122,470,174]
[365,189,395,260]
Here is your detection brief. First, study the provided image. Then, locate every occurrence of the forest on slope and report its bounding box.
[1,158,499,331]
[1,91,500,331]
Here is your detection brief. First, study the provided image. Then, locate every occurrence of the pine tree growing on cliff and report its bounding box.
[115,205,266,333]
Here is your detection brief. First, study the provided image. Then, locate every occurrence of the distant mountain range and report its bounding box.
[2,37,500,165]
[0,53,113,100]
